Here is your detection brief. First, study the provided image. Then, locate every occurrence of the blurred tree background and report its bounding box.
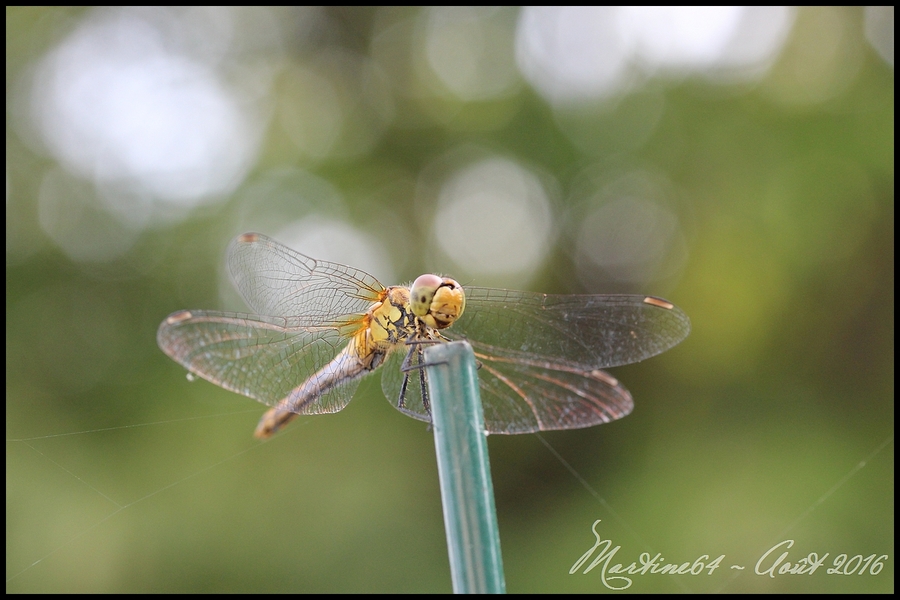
[6,7,893,593]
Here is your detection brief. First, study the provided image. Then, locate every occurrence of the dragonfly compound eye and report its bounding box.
[409,275,466,329]
[410,274,443,317]
[426,278,465,329]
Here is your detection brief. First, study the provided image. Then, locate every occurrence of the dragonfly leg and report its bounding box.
[418,344,430,415]
[399,337,443,371]
[399,342,417,372]
[397,369,410,410]
[396,343,419,410]
[396,340,436,420]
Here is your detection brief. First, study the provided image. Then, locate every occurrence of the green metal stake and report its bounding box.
[424,340,506,594]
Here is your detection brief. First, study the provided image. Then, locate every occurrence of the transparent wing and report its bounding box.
[463,352,633,434]
[227,232,385,322]
[378,337,635,434]
[381,344,432,425]
[433,289,690,434]
[157,310,366,414]
[448,289,690,369]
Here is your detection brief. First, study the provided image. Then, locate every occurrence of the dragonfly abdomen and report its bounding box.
[253,332,387,439]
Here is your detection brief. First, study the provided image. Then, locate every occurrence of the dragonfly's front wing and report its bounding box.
[227,232,386,320]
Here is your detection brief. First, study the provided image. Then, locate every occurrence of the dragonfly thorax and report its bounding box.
[365,286,420,349]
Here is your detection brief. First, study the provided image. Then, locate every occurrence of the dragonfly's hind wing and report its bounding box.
[466,341,633,434]
[380,343,433,425]
[378,336,633,434]
[157,310,364,415]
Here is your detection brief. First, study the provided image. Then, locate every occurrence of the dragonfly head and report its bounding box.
[410,274,466,330]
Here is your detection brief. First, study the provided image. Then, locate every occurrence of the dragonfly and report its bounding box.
[157,233,690,438]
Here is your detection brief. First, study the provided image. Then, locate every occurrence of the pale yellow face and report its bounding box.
[409,274,466,330]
